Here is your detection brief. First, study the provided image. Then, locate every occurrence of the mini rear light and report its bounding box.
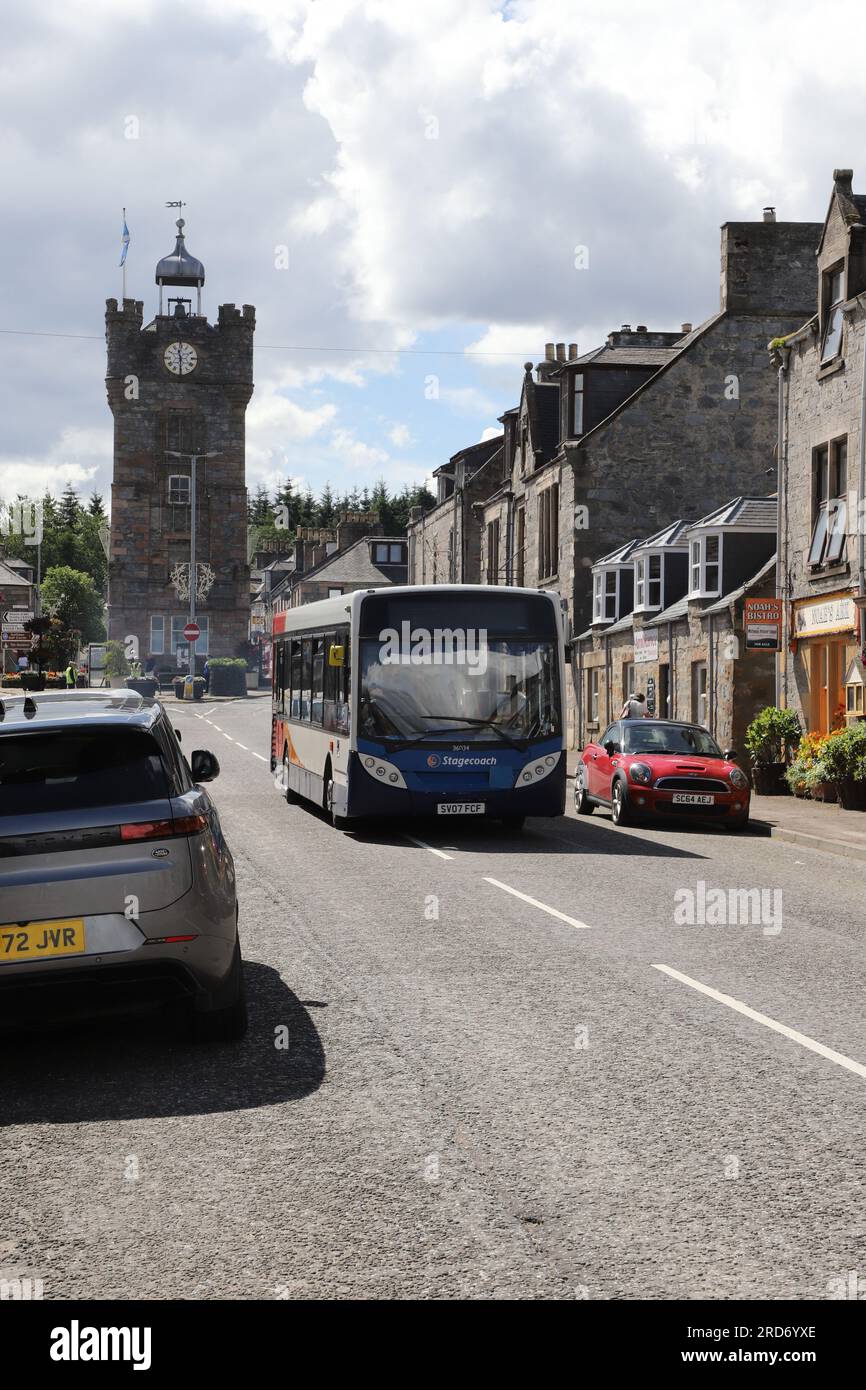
[120,815,208,842]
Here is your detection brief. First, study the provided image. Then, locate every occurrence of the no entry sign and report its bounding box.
[183,621,201,643]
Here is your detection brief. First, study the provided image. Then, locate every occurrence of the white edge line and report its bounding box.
[483,876,591,929]
[652,964,866,1081]
[405,835,453,861]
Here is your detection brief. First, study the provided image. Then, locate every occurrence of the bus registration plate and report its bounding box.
[436,802,485,815]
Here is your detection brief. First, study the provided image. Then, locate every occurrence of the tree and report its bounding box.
[87,491,107,519]
[40,566,105,644]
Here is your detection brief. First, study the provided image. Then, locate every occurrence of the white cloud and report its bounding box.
[329,427,389,470]
[387,422,412,447]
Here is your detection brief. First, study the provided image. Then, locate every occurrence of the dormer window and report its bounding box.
[821,264,845,363]
[573,373,585,436]
[688,533,721,598]
[592,568,618,623]
[634,552,662,612]
[374,542,406,565]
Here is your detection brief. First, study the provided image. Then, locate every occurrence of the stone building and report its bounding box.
[409,210,821,744]
[408,435,503,585]
[574,496,778,753]
[267,512,407,615]
[105,218,254,669]
[773,169,866,734]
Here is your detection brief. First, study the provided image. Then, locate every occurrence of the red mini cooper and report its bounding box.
[575,719,750,830]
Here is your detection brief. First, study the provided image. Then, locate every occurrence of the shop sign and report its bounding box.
[744,597,782,650]
[634,629,658,663]
[792,593,856,639]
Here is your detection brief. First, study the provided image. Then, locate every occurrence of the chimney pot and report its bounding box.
[763,206,776,222]
[544,342,555,361]
[555,342,566,362]
[681,322,692,334]
[636,325,647,333]
[568,342,578,360]
[621,324,631,332]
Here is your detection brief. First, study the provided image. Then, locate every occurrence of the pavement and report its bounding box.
[4,694,866,1301]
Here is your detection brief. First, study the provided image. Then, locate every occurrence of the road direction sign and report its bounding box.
[183,621,201,642]
[3,609,33,624]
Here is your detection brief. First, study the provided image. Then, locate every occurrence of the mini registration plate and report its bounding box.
[0,919,86,963]
[671,793,715,806]
[436,803,485,815]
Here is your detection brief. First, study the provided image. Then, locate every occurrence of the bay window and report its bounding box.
[592,567,618,623]
[688,533,721,597]
[634,552,662,612]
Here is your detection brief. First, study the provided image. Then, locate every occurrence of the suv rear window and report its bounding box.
[0,728,170,814]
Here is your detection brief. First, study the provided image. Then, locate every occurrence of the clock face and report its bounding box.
[164,341,198,376]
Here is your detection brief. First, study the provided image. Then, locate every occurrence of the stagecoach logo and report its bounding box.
[378,622,488,675]
[426,754,441,768]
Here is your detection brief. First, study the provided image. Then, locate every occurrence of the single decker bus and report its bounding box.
[270,584,566,829]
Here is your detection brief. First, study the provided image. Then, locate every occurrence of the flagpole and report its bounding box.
[122,207,127,300]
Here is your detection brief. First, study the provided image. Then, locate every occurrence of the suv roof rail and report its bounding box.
[23,695,38,718]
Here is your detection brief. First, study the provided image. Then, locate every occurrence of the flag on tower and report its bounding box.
[119,211,130,267]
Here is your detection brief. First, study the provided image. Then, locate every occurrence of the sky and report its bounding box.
[0,0,861,512]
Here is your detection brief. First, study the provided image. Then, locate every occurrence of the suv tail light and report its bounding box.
[120,815,208,842]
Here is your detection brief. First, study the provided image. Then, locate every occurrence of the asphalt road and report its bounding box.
[3,693,866,1301]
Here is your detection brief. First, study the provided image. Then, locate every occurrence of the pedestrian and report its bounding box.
[203,658,210,694]
[64,660,77,689]
[620,691,648,719]
[16,651,28,672]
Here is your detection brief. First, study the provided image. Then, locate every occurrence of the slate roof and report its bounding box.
[294,535,407,588]
[701,554,776,615]
[591,538,641,568]
[568,345,681,368]
[0,560,32,589]
[631,519,691,552]
[686,495,777,532]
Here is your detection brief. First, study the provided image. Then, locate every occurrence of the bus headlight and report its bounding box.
[359,754,407,790]
[515,751,560,787]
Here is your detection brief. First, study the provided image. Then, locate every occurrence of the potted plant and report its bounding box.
[819,723,866,810]
[173,674,186,700]
[784,732,830,799]
[745,706,802,795]
[206,657,248,697]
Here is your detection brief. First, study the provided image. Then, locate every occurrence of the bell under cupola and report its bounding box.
[155,217,205,316]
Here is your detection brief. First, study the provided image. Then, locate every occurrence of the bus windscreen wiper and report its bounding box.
[392,716,527,751]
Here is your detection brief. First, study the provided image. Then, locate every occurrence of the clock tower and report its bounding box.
[105,217,255,670]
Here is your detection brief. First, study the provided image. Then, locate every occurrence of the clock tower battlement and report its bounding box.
[105,217,256,668]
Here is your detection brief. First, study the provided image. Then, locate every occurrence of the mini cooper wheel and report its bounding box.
[574,765,594,815]
[610,778,632,826]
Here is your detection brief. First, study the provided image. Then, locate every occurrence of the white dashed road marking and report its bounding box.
[483,877,592,930]
[653,964,866,1081]
[405,835,454,861]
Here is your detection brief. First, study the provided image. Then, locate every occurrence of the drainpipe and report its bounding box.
[776,347,790,705]
[708,612,715,737]
[604,632,611,725]
[576,635,584,746]
[859,308,866,656]
[504,489,514,586]
[668,621,674,718]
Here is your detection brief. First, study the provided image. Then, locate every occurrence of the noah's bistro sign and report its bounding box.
[792,593,857,640]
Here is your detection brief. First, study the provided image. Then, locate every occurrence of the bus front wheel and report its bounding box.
[324,764,349,831]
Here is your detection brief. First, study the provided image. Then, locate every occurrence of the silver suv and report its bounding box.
[0,689,246,1040]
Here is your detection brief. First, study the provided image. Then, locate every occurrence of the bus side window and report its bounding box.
[290,639,302,720]
[312,636,324,725]
[301,638,312,721]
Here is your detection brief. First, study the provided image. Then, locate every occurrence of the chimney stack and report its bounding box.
[681,322,692,334]
[763,206,776,223]
[555,342,566,362]
[621,324,631,332]
[636,325,647,333]
[544,342,555,362]
[568,343,578,360]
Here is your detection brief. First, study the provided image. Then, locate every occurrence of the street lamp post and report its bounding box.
[165,451,220,674]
